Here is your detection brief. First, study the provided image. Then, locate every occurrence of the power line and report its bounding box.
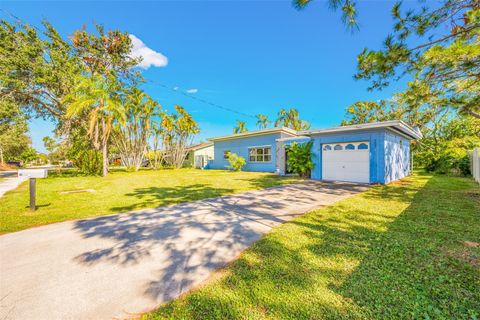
[1,8,257,120]
[144,79,256,119]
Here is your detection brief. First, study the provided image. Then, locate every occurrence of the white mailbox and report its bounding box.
[18,169,48,179]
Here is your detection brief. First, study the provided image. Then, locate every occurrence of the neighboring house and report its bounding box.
[207,120,422,184]
[184,142,214,169]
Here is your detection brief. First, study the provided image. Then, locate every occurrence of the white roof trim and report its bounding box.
[300,120,422,140]
[209,127,297,142]
[276,135,311,142]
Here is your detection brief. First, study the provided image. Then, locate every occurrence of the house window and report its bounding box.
[345,144,355,150]
[323,145,332,151]
[358,143,368,150]
[223,150,230,160]
[249,146,272,162]
[334,144,343,150]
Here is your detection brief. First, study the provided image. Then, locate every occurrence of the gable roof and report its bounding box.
[209,127,297,142]
[301,120,422,140]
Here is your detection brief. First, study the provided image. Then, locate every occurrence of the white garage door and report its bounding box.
[322,142,370,183]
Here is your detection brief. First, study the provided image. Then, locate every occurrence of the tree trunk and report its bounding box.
[102,141,108,177]
[0,147,3,164]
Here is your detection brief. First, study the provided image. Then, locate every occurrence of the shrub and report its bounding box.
[71,149,102,175]
[286,141,314,178]
[424,136,479,176]
[227,152,246,171]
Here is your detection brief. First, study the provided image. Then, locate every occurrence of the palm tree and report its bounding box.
[274,108,290,128]
[255,114,271,129]
[65,74,125,177]
[274,108,311,131]
[233,120,248,134]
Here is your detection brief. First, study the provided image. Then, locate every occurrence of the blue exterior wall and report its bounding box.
[384,130,411,183]
[309,129,386,183]
[209,133,284,172]
[208,128,413,183]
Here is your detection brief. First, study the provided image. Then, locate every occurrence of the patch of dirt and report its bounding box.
[463,241,480,248]
[464,191,480,204]
[448,247,480,268]
[388,180,413,186]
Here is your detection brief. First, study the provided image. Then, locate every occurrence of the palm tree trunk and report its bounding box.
[102,140,108,177]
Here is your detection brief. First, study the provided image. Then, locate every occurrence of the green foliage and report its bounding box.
[355,1,480,119]
[42,136,68,164]
[255,114,271,129]
[66,125,102,175]
[424,135,480,176]
[286,141,314,178]
[160,105,200,168]
[112,87,158,171]
[0,19,200,177]
[233,120,248,134]
[19,146,38,163]
[71,149,103,176]
[64,74,125,176]
[0,99,30,163]
[0,20,78,119]
[227,152,246,171]
[275,108,310,131]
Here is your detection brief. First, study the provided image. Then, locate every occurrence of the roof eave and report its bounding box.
[208,127,297,142]
[300,120,422,140]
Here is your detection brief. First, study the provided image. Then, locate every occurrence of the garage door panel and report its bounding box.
[322,142,370,183]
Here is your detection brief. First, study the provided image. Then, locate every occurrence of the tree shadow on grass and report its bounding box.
[109,184,235,212]
[151,174,479,319]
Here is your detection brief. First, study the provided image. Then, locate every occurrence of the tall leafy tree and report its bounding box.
[354,1,480,118]
[294,1,479,119]
[70,24,140,84]
[233,120,248,134]
[64,74,125,176]
[62,23,141,176]
[113,88,158,171]
[255,114,271,129]
[161,105,199,168]
[0,20,78,120]
[274,108,311,131]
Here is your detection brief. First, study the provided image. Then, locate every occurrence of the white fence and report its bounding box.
[472,148,480,184]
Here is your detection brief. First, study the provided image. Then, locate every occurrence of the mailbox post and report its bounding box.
[18,169,48,211]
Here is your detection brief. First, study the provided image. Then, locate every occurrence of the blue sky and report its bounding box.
[2,0,415,153]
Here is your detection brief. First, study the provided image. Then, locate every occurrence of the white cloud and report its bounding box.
[129,34,168,69]
[186,88,198,94]
[173,86,179,91]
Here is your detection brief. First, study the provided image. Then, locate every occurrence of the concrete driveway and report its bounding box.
[0,180,368,319]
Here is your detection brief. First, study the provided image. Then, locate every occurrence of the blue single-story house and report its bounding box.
[207,120,422,184]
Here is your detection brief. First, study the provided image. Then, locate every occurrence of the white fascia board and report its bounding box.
[300,120,422,140]
[276,135,311,142]
[208,127,297,142]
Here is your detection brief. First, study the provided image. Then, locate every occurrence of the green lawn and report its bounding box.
[146,172,480,319]
[0,169,300,234]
